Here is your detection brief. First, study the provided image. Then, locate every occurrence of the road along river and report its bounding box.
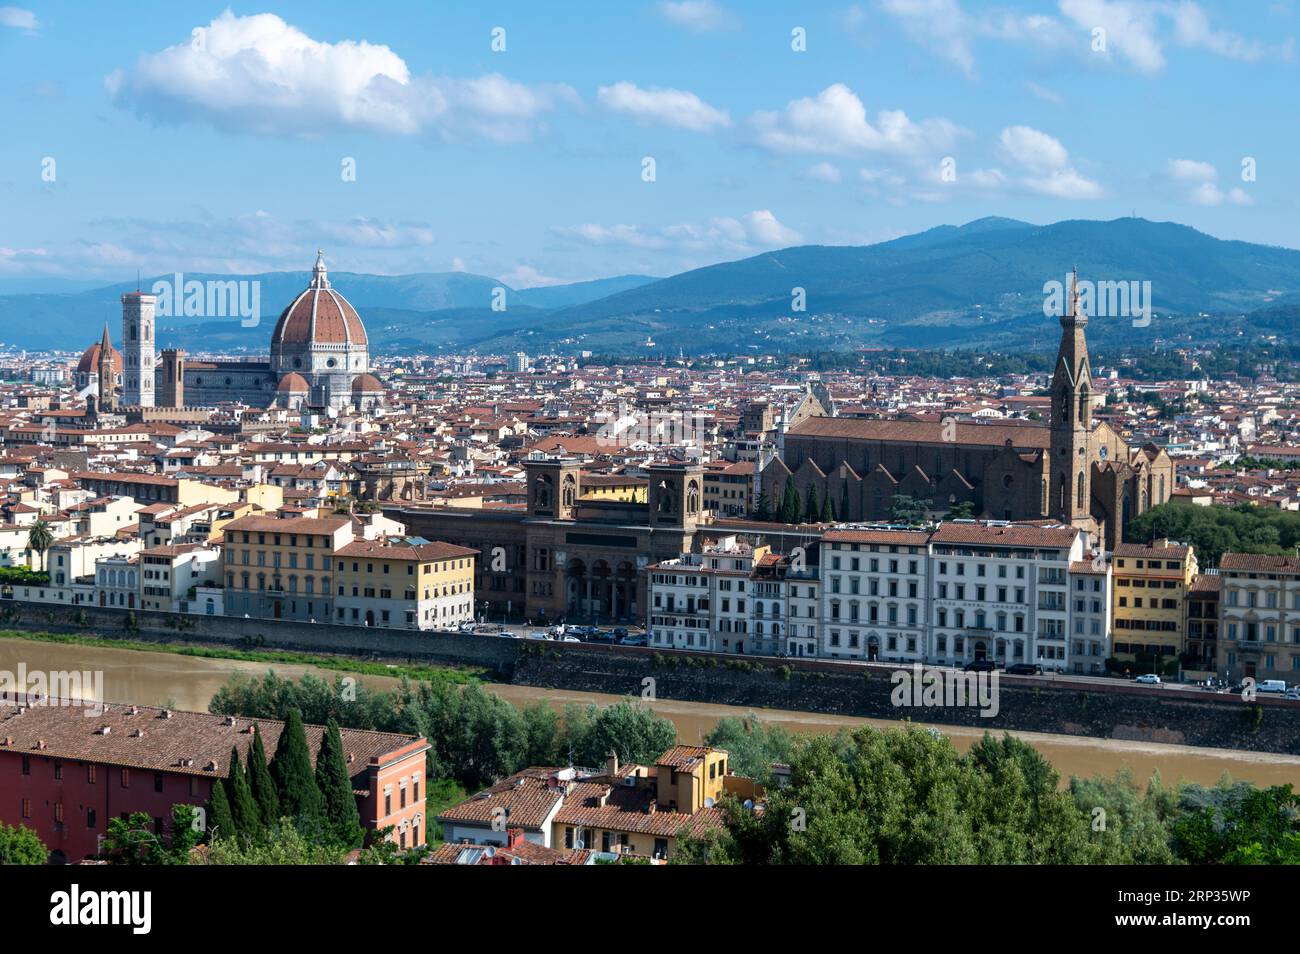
[3,636,1298,788]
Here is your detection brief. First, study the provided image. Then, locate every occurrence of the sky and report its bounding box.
[1,0,1297,287]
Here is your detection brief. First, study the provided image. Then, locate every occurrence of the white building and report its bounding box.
[819,528,929,663]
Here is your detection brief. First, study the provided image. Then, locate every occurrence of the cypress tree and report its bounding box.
[821,491,835,523]
[840,483,850,522]
[268,708,324,828]
[315,719,364,849]
[226,745,262,840]
[804,485,821,523]
[754,490,771,521]
[247,723,279,825]
[205,777,235,843]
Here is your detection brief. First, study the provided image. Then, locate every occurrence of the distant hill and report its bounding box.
[3,218,1299,355]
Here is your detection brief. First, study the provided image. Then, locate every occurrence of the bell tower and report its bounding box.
[1050,268,1093,524]
[96,323,116,412]
[121,290,156,407]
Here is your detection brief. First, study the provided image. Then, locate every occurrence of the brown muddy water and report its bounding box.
[3,636,1298,788]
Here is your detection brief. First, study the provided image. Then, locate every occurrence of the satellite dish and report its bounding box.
[743,799,754,810]
[704,797,715,808]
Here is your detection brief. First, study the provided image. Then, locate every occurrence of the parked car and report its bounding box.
[612,627,629,639]
[963,659,997,672]
[561,635,581,643]
[619,634,647,646]
[1004,663,1044,676]
[1134,673,1161,685]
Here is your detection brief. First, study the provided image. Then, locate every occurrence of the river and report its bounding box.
[3,637,1298,788]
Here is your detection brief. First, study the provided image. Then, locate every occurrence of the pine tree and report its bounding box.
[840,483,850,522]
[226,745,263,841]
[821,491,835,523]
[754,490,771,521]
[804,484,821,523]
[268,709,325,829]
[780,481,801,524]
[205,777,235,843]
[247,723,279,826]
[315,719,365,849]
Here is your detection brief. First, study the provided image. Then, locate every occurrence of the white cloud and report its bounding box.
[1166,159,1254,205]
[999,125,1105,198]
[879,0,1072,76]
[803,162,842,183]
[596,82,731,131]
[554,209,802,253]
[1027,81,1064,105]
[1167,158,1217,182]
[0,6,38,31]
[106,10,569,141]
[751,84,964,157]
[500,264,568,288]
[1059,0,1289,73]
[656,1,737,32]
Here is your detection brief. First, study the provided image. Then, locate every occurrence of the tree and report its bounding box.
[521,701,560,766]
[753,490,772,522]
[102,811,170,864]
[268,708,325,830]
[315,719,364,849]
[0,822,46,865]
[821,491,835,523]
[558,700,677,768]
[246,723,280,826]
[840,483,850,522]
[226,746,263,841]
[945,500,976,520]
[205,779,235,844]
[195,820,348,866]
[25,520,53,572]
[803,484,821,523]
[779,481,802,525]
[706,714,795,782]
[889,494,931,526]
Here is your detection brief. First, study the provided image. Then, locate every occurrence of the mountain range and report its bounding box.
[4,217,1300,357]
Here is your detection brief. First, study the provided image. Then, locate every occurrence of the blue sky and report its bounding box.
[1,0,1296,286]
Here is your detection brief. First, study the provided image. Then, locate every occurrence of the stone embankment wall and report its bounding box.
[2,600,1296,754]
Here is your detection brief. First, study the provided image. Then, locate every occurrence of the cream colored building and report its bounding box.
[334,537,476,630]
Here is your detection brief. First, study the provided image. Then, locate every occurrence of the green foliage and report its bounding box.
[0,566,50,586]
[889,494,931,526]
[558,700,677,768]
[268,708,325,831]
[225,746,263,841]
[706,713,795,782]
[316,719,365,849]
[195,819,349,865]
[803,484,821,523]
[1125,501,1300,567]
[247,723,280,826]
[0,821,47,864]
[1171,784,1300,864]
[205,780,235,845]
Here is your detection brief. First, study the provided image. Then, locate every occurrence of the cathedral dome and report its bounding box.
[351,373,384,393]
[76,341,122,376]
[270,251,368,349]
[276,371,310,393]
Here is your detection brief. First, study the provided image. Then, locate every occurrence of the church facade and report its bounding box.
[759,272,1174,550]
[80,252,381,414]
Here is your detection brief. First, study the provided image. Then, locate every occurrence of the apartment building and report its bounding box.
[1111,540,1197,676]
[928,522,1085,670]
[0,698,428,862]
[220,514,354,622]
[648,538,762,653]
[1069,556,1113,675]
[1218,553,1300,683]
[334,537,477,630]
[820,528,929,662]
[1185,573,1220,676]
[138,543,222,613]
[437,745,747,862]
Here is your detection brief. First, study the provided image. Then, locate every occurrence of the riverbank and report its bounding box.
[3,634,1300,789]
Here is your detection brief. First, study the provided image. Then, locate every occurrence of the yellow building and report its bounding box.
[220,513,353,621]
[335,537,477,630]
[1111,540,1198,675]
[437,744,754,862]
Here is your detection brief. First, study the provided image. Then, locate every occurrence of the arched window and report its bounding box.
[1077,471,1085,510]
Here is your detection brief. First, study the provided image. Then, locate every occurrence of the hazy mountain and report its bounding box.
[3,218,1298,355]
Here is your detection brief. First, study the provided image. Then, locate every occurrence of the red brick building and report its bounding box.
[0,696,428,862]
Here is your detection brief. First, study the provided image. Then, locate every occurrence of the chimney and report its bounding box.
[606,750,619,777]
[506,827,525,849]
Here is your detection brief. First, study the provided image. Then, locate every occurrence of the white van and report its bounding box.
[1256,679,1288,694]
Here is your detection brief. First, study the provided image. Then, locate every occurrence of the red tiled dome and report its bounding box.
[76,342,122,376]
[270,252,368,349]
[276,372,310,393]
[351,373,384,392]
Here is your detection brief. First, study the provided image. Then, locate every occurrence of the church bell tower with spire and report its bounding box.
[96,323,116,413]
[1050,268,1093,525]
